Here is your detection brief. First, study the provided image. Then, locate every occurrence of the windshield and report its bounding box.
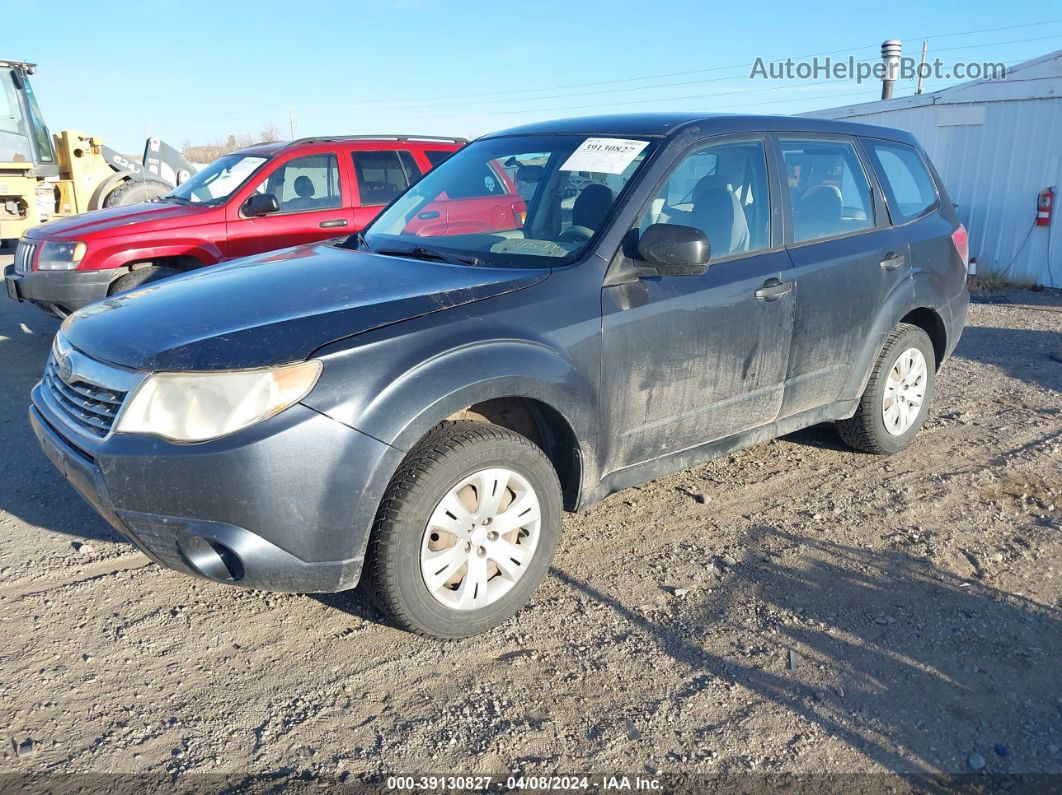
[360,134,655,267]
[0,68,35,164]
[21,74,55,164]
[164,153,267,204]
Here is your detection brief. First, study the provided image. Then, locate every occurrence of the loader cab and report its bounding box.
[0,60,57,174]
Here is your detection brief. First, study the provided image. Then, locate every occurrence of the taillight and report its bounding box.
[512,200,526,226]
[951,224,969,270]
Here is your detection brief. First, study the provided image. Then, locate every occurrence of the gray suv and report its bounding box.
[30,113,969,637]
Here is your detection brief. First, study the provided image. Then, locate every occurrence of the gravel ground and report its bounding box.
[1,245,1060,788]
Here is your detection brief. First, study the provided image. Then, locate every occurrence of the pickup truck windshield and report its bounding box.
[164,153,267,205]
[361,134,655,267]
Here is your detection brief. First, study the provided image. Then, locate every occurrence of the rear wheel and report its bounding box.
[836,323,936,454]
[363,421,562,638]
[108,265,179,295]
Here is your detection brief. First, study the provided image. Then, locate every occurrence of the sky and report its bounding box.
[7,0,1062,155]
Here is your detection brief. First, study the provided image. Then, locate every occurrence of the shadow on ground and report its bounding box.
[0,297,120,542]
[953,325,1062,393]
[555,527,1062,773]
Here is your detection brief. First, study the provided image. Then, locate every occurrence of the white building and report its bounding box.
[805,49,1062,288]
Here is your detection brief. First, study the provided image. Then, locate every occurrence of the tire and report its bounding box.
[836,323,936,454]
[363,420,563,638]
[108,265,179,295]
[103,179,170,208]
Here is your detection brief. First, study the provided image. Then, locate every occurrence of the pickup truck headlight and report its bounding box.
[37,241,87,271]
[116,360,322,443]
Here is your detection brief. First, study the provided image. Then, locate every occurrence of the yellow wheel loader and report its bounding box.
[1,59,193,243]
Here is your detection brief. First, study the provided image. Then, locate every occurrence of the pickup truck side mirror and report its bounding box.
[637,223,711,276]
[243,193,280,217]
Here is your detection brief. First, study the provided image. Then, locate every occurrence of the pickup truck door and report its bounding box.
[225,149,354,259]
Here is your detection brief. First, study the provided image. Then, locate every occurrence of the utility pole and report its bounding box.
[916,39,928,95]
[288,106,296,140]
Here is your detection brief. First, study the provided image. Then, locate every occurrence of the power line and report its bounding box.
[288,18,1062,108]
[293,80,851,122]
[148,18,1062,125]
[153,31,1062,139]
[288,35,1062,123]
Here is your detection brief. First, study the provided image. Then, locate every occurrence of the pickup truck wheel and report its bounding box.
[836,323,936,454]
[108,266,179,295]
[364,420,562,638]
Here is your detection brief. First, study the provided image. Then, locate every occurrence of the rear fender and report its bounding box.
[841,271,944,405]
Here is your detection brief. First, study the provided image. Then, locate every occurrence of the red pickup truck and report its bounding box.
[4,134,524,318]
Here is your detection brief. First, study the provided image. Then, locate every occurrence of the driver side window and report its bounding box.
[253,154,342,213]
[640,139,771,259]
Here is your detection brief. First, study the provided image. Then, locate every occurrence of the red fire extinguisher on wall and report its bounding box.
[1037,187,1055,227]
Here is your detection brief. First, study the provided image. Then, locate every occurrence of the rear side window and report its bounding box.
[780,138,875,243]
[398,150,423,184]
[864,140,938,224]
[424,150,455,168]
[352,150,418,205]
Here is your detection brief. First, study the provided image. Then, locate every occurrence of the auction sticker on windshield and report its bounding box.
[560,138,649,175]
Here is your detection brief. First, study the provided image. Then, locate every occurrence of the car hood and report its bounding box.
[27,201,212,240]
[62,243,549,371]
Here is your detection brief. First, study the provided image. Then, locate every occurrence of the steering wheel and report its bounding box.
[559,225,594,243]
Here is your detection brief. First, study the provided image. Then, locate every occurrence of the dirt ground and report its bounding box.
[1,245,1060,788]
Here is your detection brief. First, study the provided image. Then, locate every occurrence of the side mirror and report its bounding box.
[637,223,711,276]
[243,193,280,217]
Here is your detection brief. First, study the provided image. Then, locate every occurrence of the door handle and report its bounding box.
[319,219,348,229]
[755,278,793,301]
[417,210,441,220]
[880,251,906,271]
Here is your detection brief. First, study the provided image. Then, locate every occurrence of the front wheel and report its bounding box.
[836,323,936,454]
[108,265,179,295]
[363,421,562,638]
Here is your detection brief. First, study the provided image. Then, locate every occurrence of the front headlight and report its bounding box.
[37,241,87,271]
[116,360,322,443]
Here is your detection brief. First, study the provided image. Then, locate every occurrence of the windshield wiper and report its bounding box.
[160,195,193,205]
[375,245,481,267]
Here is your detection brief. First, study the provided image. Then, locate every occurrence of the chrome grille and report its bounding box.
[14,240,38,274]
[43,357,128,438]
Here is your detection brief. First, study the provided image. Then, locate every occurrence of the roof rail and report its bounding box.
[286,134,469,146]
[0,59,38,72]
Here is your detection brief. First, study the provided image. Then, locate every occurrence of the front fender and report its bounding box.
[86,238,224,272]
[306,337,602,489]
[383,340,594,451]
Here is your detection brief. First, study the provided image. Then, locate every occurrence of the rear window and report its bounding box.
[864,140,938,224]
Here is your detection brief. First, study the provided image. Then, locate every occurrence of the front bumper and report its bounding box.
[29,387,403,593]
[5,264,118,314]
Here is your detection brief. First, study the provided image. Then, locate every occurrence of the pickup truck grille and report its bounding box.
[14,240,38,274]
[43,357,128,438]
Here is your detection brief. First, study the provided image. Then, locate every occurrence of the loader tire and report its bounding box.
[103,179,170,208]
